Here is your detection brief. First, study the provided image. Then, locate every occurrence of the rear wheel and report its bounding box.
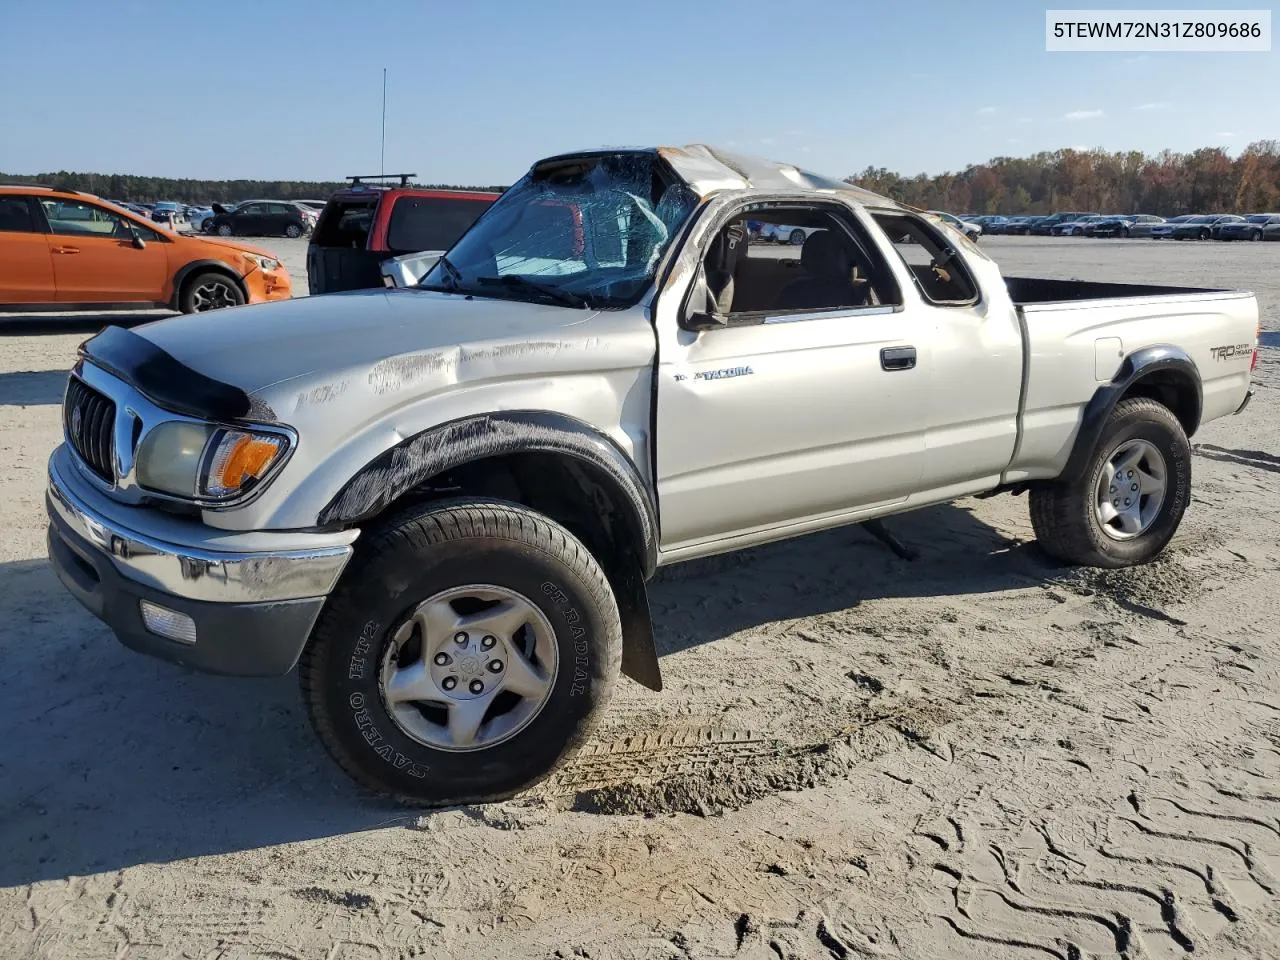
[180,271,245,313]
[285,223,302,239]
[300,499,623,804]
[1030,397,1191,568]
[789,228,805,245]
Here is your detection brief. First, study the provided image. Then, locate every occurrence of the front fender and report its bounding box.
[316,410,659,577]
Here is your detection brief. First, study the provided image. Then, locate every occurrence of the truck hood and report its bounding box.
[132,288,643,419]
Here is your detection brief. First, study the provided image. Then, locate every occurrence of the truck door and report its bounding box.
[653,200,929,555]
[868,212,1023,495]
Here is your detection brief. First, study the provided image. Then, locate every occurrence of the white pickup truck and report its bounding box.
[47,145,1259,804]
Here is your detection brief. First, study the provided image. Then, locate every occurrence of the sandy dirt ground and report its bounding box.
[1,237,1278,960]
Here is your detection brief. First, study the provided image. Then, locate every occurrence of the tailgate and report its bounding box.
[306,246,385,295]
[307,196,381,294]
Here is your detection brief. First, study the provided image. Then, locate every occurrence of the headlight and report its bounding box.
[136,422,289,502]
[241,253,282,272]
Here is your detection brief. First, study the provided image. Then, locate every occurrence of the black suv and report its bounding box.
[207,200,312,238]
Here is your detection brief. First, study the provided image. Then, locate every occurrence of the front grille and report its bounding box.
[64,376,116,482]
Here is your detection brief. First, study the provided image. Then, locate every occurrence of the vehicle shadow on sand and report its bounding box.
[0,369,68,406]
[648,499,1052,657]
[0,501,1051,886]
[0,311,170,337]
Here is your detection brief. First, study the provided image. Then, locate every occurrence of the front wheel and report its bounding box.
[216,223,233,237]
[1198,228,1211,240]
[1251,230,1263,242]
[181,271,245,313]
[300,499,623,804]
[1120,227,1131,238]
[1030,397,1190,568]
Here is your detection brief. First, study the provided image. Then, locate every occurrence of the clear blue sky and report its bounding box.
[1,0,1275,185]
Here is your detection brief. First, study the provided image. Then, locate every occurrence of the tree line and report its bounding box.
[8,140,1280,215]
[0,172,508,203]
[847,141,1280,215]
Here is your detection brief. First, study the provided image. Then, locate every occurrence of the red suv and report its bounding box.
[306,175,500,294]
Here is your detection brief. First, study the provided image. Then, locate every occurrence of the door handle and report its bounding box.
[880,346,917,371]
[51,245,81,255]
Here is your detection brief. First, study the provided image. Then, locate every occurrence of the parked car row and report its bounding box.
[960,211,1280,240]
[99,198,319,237]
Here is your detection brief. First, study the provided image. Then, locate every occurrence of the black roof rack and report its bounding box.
[345,173,417,188]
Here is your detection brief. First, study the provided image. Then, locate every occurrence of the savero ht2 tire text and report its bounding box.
[1030,397,1191,568]
[299,499,622,804]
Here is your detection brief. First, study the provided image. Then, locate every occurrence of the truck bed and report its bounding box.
[1000,277,1257,485]
[1005,276,1225,304]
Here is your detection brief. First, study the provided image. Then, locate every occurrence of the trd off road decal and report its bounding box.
[1209,342,1253,361]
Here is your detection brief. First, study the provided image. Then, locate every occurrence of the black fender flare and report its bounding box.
[1058,345,1202,484]
[171,259,248,309]
[317,410,663,690]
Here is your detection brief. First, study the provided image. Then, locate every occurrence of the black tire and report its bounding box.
[285,223,302,239]
[1030,397,1191,569]
[1120,227,1131,238]
[1251,230,1263,242]
[1198,228,1211,240]
[789,228,805,245]
[216,223,233,237]
[300,499,623,804]
[180,271,246,313]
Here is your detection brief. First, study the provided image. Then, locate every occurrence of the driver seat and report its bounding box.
[776,230,871,310]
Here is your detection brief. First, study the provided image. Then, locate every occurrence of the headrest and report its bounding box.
[800,230,853,276]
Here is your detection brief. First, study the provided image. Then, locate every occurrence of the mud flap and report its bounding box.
[614,567,662,692]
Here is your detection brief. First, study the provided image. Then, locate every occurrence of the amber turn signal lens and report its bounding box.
[203,430,285,497]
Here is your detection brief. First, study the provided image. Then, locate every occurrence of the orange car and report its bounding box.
[0,186,292,313]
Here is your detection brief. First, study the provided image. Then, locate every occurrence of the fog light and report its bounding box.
[139,600,197,644]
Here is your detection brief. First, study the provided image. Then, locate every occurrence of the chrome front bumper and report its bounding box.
[46,447,359,676]
[47,448,354,604]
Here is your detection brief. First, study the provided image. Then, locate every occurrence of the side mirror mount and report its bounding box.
[129,226,146,249]
[678,267,728,332]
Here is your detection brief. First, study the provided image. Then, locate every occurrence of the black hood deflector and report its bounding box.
[79,325,270,422]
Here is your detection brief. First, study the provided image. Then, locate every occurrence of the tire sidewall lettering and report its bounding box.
[343,635,429,779]
[541,580,591,695]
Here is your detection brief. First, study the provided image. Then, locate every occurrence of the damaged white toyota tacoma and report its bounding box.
[47,145,1260,803]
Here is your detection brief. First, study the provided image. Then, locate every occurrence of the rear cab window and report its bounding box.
[871,212,979,306]
[385,196,494,254]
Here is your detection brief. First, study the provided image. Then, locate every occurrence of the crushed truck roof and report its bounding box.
[534,144,905,210]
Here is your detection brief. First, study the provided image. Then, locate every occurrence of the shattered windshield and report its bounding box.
[419,152,697,309]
